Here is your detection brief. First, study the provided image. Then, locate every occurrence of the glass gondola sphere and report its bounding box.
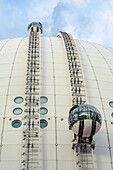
[68,104,102,137]
[28,22,42,31]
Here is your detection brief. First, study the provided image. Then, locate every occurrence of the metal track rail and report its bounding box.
[21,26,41,170]
[75,144,94,170]
[57,32,94,170]
[57,32,87,106]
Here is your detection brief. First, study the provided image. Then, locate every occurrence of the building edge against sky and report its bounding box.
[0,22,113,169]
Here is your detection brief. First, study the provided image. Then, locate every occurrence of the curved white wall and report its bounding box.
[0,37,27,169]
[0,36,113,170]
[76,40,113,170]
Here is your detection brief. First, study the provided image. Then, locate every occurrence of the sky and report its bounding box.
[0,0,113,48]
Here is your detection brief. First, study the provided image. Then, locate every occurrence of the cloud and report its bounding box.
[0,0,113,48]
[25,0,59,35]
[83,2,113,48]
[48,0,113,48]
[26,0,58,19]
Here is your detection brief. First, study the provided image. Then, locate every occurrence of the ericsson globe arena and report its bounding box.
[0,22,113,170]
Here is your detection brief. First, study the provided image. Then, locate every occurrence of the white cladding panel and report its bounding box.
[0,36,113,170]
[0,37,28,169]
[76,40,113,169]
[40,37,73,170]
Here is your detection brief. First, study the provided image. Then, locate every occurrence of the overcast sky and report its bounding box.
[0,0,113,47]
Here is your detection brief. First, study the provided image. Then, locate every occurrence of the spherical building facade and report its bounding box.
[0,23,113,170]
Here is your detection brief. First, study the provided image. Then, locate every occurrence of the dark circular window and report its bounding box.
[40,119,48,129]
[40,107,48,115]
[14,97,23,104]
[13,108,23,115]
[12,120,22,128]
[109,101,113,108]
[111,113,113,117]
[40,96,48,104]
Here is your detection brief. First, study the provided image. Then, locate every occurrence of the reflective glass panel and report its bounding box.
[109,101,113,108]
[13,108,23,115]
[40,119,48,129]
[12,120,22,128]
[14,97,23,104]
[40,107,48,115]
[69,104,102,125]
[40,96,48,104]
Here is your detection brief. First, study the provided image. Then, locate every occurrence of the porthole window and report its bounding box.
[40,119,48,129]
[12,120,22,128]
[40,96,48,104]
[111,113,113,117]
[109,101,113,108]
[14,97,23,104]
[13,108,23,115]
[40,107,48,115]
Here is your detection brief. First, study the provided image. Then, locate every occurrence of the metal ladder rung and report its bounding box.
[24,111,39,113]
[23,137,39,140]
[25,153,39,156]
[23,131,39,133]
[25,161,39,163]
[23,132,39,135]
[80,162,94,164]
[23,146,39,149]
[78,154,93,156]
[72,94,86,97]
[23,136,39,139]
[26,74,40,77]
[25,93,39,95]
[71,84,84,87]
[25,103,39,105]
[24,115,39,119]
[24,123,39,125]
[28,59,40,62]
[27,67,40,69]
[26,73,40,76]
[26,83,39,85]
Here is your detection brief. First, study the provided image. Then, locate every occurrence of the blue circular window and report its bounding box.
[12,120,22,128]
[109,101,113,108]
[13,108,23,115]
[111,113,113,117]
[14,97,23,104]
[40,107,48,115]
[40,96,48,104]
[40,119,48,129]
